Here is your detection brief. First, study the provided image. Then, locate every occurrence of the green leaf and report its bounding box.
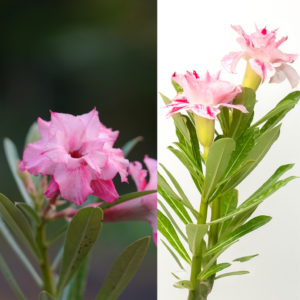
[205,216,272,256]
[15,202,41,226]
[173,280,194,290]
[157,185,193,224]
[167,146,202,193]
[197,240,238,280]
[228,87,256,141]
[160,93,190,142]
[172,80,183,93]
[259,91,300,134]
[56,207,103,298]
[160,163,194,212]
[186,224,208,257]
[158,172,198,218]
[0,194,41,260]
[221,125,281,194]
[0,217,42,287]
[215,271,249,279]
[158,199,188,242]
[3,138,34,206]
[100,190,156,210]
[95,237,150,300]
[200,263,231,280]
[218,190,238,239]
[39,291,54,300]
[204,138,236,202]
[0,253,28,300]
[46,223,68,247]
[218,107,230,135]
[121,136,143,158]
[24,122,41,149]
[233,254,258,262]
[157,210,191,264]
[64,256,90,300]
[161,239,185,270]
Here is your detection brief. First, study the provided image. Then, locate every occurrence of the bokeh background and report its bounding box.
[0,1,157,299]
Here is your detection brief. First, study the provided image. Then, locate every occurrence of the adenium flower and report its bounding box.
[161,70,247,120]
[21,109,129,205]
[221,24,299,87]
[103,156,157,245]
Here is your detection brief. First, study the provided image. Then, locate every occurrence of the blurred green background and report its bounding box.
[0,1,157,299]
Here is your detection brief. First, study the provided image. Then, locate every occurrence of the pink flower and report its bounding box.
[161,70,247,120]
[21,109,129,205]
[221,24,299,88]
[103,156,157,245]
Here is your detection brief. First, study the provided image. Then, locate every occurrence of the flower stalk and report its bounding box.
[242,60,261,92]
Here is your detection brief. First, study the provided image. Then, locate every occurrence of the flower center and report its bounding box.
[69,150,83,159]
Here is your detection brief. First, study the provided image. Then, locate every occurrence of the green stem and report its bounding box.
[187,198,208,300]
[36,221,55,296]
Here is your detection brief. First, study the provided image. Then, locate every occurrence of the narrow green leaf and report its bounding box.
[160,93,189,142]
[205,216,272,256]
[229,87,256,141]
[200,263,231,280]
[173,280,194,290]
[158,200,188,242]
[204,138,236,202]
[161,240,185,270]
[0,194,41,260]
[215,271,249,279]
[186,224,208,257]
[221,125,281,194]
[198,241,238,280]
[46,223,68,247]
[158,210,191,264]
[172,272,181,280]
[39,291,54,300]
[0,253,27,300]
[95,237,150,300]
[172,80,183,93]
[100,190,156,210]
[56,207,103,298]
[0,218,42,287]
[24,122,41,148]
[233,254,258,262]
[218,190,238,239]
[3,138,33,206]
[121,136,143,158]
[158,185,193,224]
[15,202,41,225]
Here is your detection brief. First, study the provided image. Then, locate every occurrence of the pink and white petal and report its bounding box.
[128,161,147,191]
[270,36,288,48]
[90,179,119,203]
[231,25,253,46]
[37,118,51,140]
[22,140,56,176]
[208,81,242,105]
[216,103,249,114]
[101,147,129,182]
[276,63,300,88]
[209,70,222,81]
[191,104,220,120]
[144,155,157,191]
[249,58,276,83]
[44,177,60,198]
[237,37,270,62]
[173,93,189,103]
[79,108,101,139]
[42,131,69,163]
[99,124,119,147]
[267,48,296,64]
[83,150,108,175]
[269,68,287,85]
[221,51,245,74]
[54,165,93,205]
[171,72,190,91]
[160,102,191,118]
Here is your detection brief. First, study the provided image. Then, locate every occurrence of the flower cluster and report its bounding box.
[21,109,129,205]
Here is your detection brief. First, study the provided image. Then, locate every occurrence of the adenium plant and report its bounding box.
[158,24,299,300]
[0,109,157,300]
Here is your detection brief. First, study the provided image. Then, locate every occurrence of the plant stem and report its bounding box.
[36,221,55,296]
[187,198,208,300]
[242,60,261,92]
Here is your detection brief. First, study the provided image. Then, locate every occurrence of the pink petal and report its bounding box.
[191,104,220,120]
[79,108,101,140]
[83,150,108,175]
[128,161,147,191]
[144,155,157,191]
[44,177,59,198]
[249,58,276,83]
[237,37,270,62]
[37,118,51,140]
[221,51,245,74]
[160,101,191,118]
[216,103,248,114]
[271,63,300,88]
[270,36,288,48]
[208,81,242,105]
[54,165,93,205]
[90,179,119,203]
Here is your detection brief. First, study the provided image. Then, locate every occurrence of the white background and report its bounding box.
[157,0,300,299]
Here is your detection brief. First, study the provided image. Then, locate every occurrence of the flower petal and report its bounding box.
[191,104,220,120]
[128,161,147,191]
[249,58,276,83]
[144,155,157,191]
[90,179,119,203]
[271,63,300,88]
[221,51,245,74]
[44,177,60,198]
[216,103,248,113]
[79,108,101,139]
[37,118,51,140]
